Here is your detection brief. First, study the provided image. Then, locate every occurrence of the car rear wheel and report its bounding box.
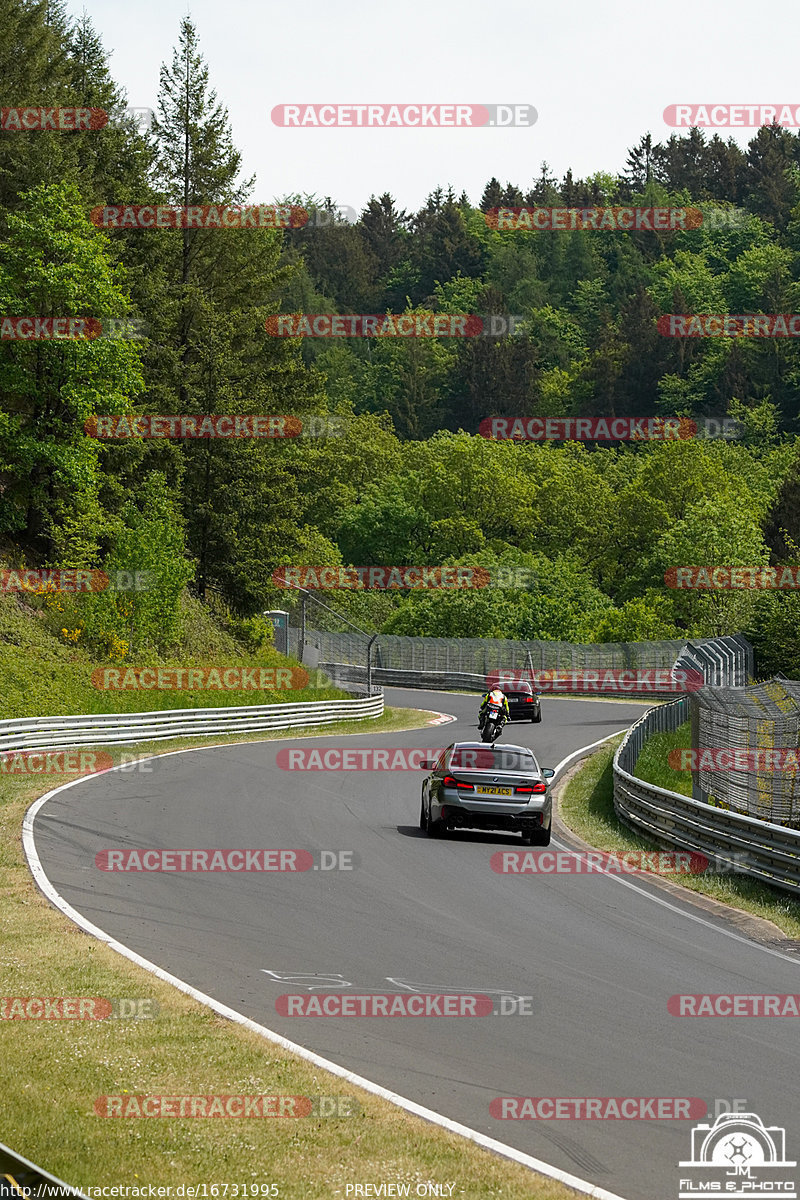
[531,824,551,846]
[427,812,447,838]
[532,710,542,723]
[419,796,428,832]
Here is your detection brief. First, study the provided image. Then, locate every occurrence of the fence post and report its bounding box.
[299,593,307,664]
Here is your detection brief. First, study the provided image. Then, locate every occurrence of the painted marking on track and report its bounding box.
[23,732,628,1200]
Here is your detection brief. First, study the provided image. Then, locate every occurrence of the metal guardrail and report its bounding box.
[0,694,384,754]
[298,628,753,694]
[320,662,696,697]
[0,1137,90,1199]
[614,700,800,898]
[293,627,732,675]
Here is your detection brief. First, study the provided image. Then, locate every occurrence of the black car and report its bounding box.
[505,681,542,723]
[420,741,554,844]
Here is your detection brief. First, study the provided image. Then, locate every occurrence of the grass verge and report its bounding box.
[1,706,583,1199]
[0,591,346,717]
[632,721,692,795]
[558,735,800,938]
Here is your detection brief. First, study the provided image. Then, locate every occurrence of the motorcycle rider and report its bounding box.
[479,686,510,733]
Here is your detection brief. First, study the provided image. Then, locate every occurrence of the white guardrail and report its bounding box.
[0,694,384,754]
[613,699,800,898]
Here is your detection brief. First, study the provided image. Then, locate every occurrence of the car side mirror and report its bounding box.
[542,768,555,778]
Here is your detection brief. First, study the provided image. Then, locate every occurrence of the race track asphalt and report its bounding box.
[30,688,800,1199]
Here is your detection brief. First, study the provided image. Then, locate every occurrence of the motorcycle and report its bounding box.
[480,701,505,744]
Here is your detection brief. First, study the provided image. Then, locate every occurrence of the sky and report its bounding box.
[87,0,800,215]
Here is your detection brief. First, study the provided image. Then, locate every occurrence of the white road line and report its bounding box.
[20,712,800,1200]
[551,734,800,969]
[552,731,630,776]
[22,736,629,1200]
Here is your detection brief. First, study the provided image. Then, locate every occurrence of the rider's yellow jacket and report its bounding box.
[480,691,510,718]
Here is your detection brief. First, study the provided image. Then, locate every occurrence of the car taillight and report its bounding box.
[525,696,534,703]
[443,775,474,790]
[515,782,547,794]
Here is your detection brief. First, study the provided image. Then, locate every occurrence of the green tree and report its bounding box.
[0,182,144,560]
[142,17,326,609]
[80,474,194,654]
[644,496,771,635]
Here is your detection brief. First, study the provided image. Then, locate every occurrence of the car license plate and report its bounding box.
[476,785,512,796]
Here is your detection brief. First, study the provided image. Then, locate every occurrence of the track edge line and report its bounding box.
[22,766,628,1200]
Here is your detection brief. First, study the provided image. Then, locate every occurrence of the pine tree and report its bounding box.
[745,125,800,229]
[359,193,409,278]
[622,134,659,195]
[479,178,503,211]
[142,17,325,607]
[525,162,560,205]
[0,0,72,210]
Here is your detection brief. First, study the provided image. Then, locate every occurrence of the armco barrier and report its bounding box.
[0,1138,89,1199]
[311,633,753,700]
[322,663,698,697]
[295,629,753,695]
[295,628,716,674]
[0,694,383,755]
[613,699,800,898]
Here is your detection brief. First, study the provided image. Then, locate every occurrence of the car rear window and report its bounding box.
[450,747,538,773]
[507,690,533,699]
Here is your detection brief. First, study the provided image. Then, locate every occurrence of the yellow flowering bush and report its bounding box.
[101,632,129,661]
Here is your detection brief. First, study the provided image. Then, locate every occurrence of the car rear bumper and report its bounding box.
[440,804,548,831]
